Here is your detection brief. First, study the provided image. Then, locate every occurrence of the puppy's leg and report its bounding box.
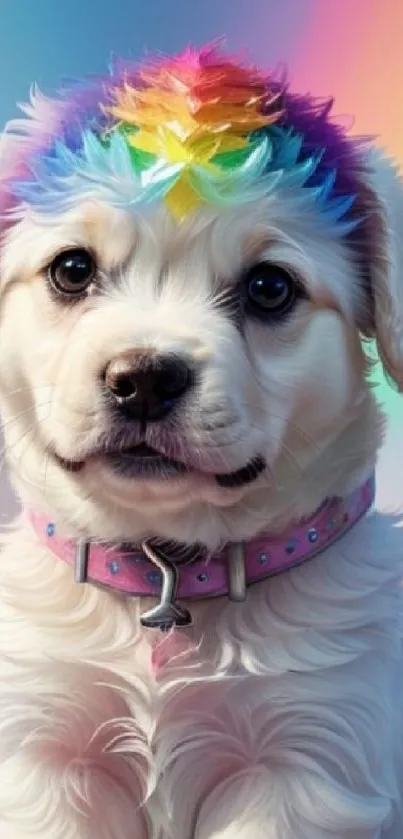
[155,675,394,839]
[0,666,153,839]
[0,535,156,839]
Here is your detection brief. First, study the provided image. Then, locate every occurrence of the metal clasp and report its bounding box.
[227,543,247,602]
[140,541,192,631]
[74,539,90,583]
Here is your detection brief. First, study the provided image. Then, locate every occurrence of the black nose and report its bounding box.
[104,351,193,421]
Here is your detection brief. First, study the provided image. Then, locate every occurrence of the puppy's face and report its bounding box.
[0,189,375,546]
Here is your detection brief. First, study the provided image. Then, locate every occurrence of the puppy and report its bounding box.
[0,43,402,839]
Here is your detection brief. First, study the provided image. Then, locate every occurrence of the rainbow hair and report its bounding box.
[0,44,368,233]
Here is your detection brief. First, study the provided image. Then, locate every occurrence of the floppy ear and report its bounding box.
[358,151,403,391]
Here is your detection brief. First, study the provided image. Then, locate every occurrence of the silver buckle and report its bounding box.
[140,541,192,631]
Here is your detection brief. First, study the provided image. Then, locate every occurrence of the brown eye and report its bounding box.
[48,248,96,297]
[243,262,300,319]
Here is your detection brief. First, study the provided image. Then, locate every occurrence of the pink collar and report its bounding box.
[28,475,375,631]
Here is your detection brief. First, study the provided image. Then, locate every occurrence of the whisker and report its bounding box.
[0,400,54,430]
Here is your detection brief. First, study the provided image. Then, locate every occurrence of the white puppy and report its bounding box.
[0,44,402,839]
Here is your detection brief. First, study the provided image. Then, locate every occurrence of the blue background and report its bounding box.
[0,0,312,123]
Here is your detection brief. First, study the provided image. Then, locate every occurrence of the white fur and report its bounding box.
[0,151,403,838]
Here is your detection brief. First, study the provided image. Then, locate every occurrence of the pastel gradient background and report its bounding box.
[0,0,402,516]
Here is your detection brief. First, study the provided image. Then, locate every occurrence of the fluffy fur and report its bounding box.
[0,47,403,839]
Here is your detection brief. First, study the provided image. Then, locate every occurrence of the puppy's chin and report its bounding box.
[82,457,256,512]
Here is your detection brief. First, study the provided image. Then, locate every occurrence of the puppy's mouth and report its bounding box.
[106,442,187,479]
[57,443,266,489]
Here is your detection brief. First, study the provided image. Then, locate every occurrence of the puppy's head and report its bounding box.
[0,45,401,548]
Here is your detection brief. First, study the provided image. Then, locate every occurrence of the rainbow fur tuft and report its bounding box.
[0,43,367,232]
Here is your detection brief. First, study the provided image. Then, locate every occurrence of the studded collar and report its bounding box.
[28,474,375,630]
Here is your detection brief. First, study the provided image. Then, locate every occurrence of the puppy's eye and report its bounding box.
[243,262,299,318]
[48,248,96,297]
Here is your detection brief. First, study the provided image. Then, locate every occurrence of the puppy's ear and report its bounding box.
[358,151,403,390]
